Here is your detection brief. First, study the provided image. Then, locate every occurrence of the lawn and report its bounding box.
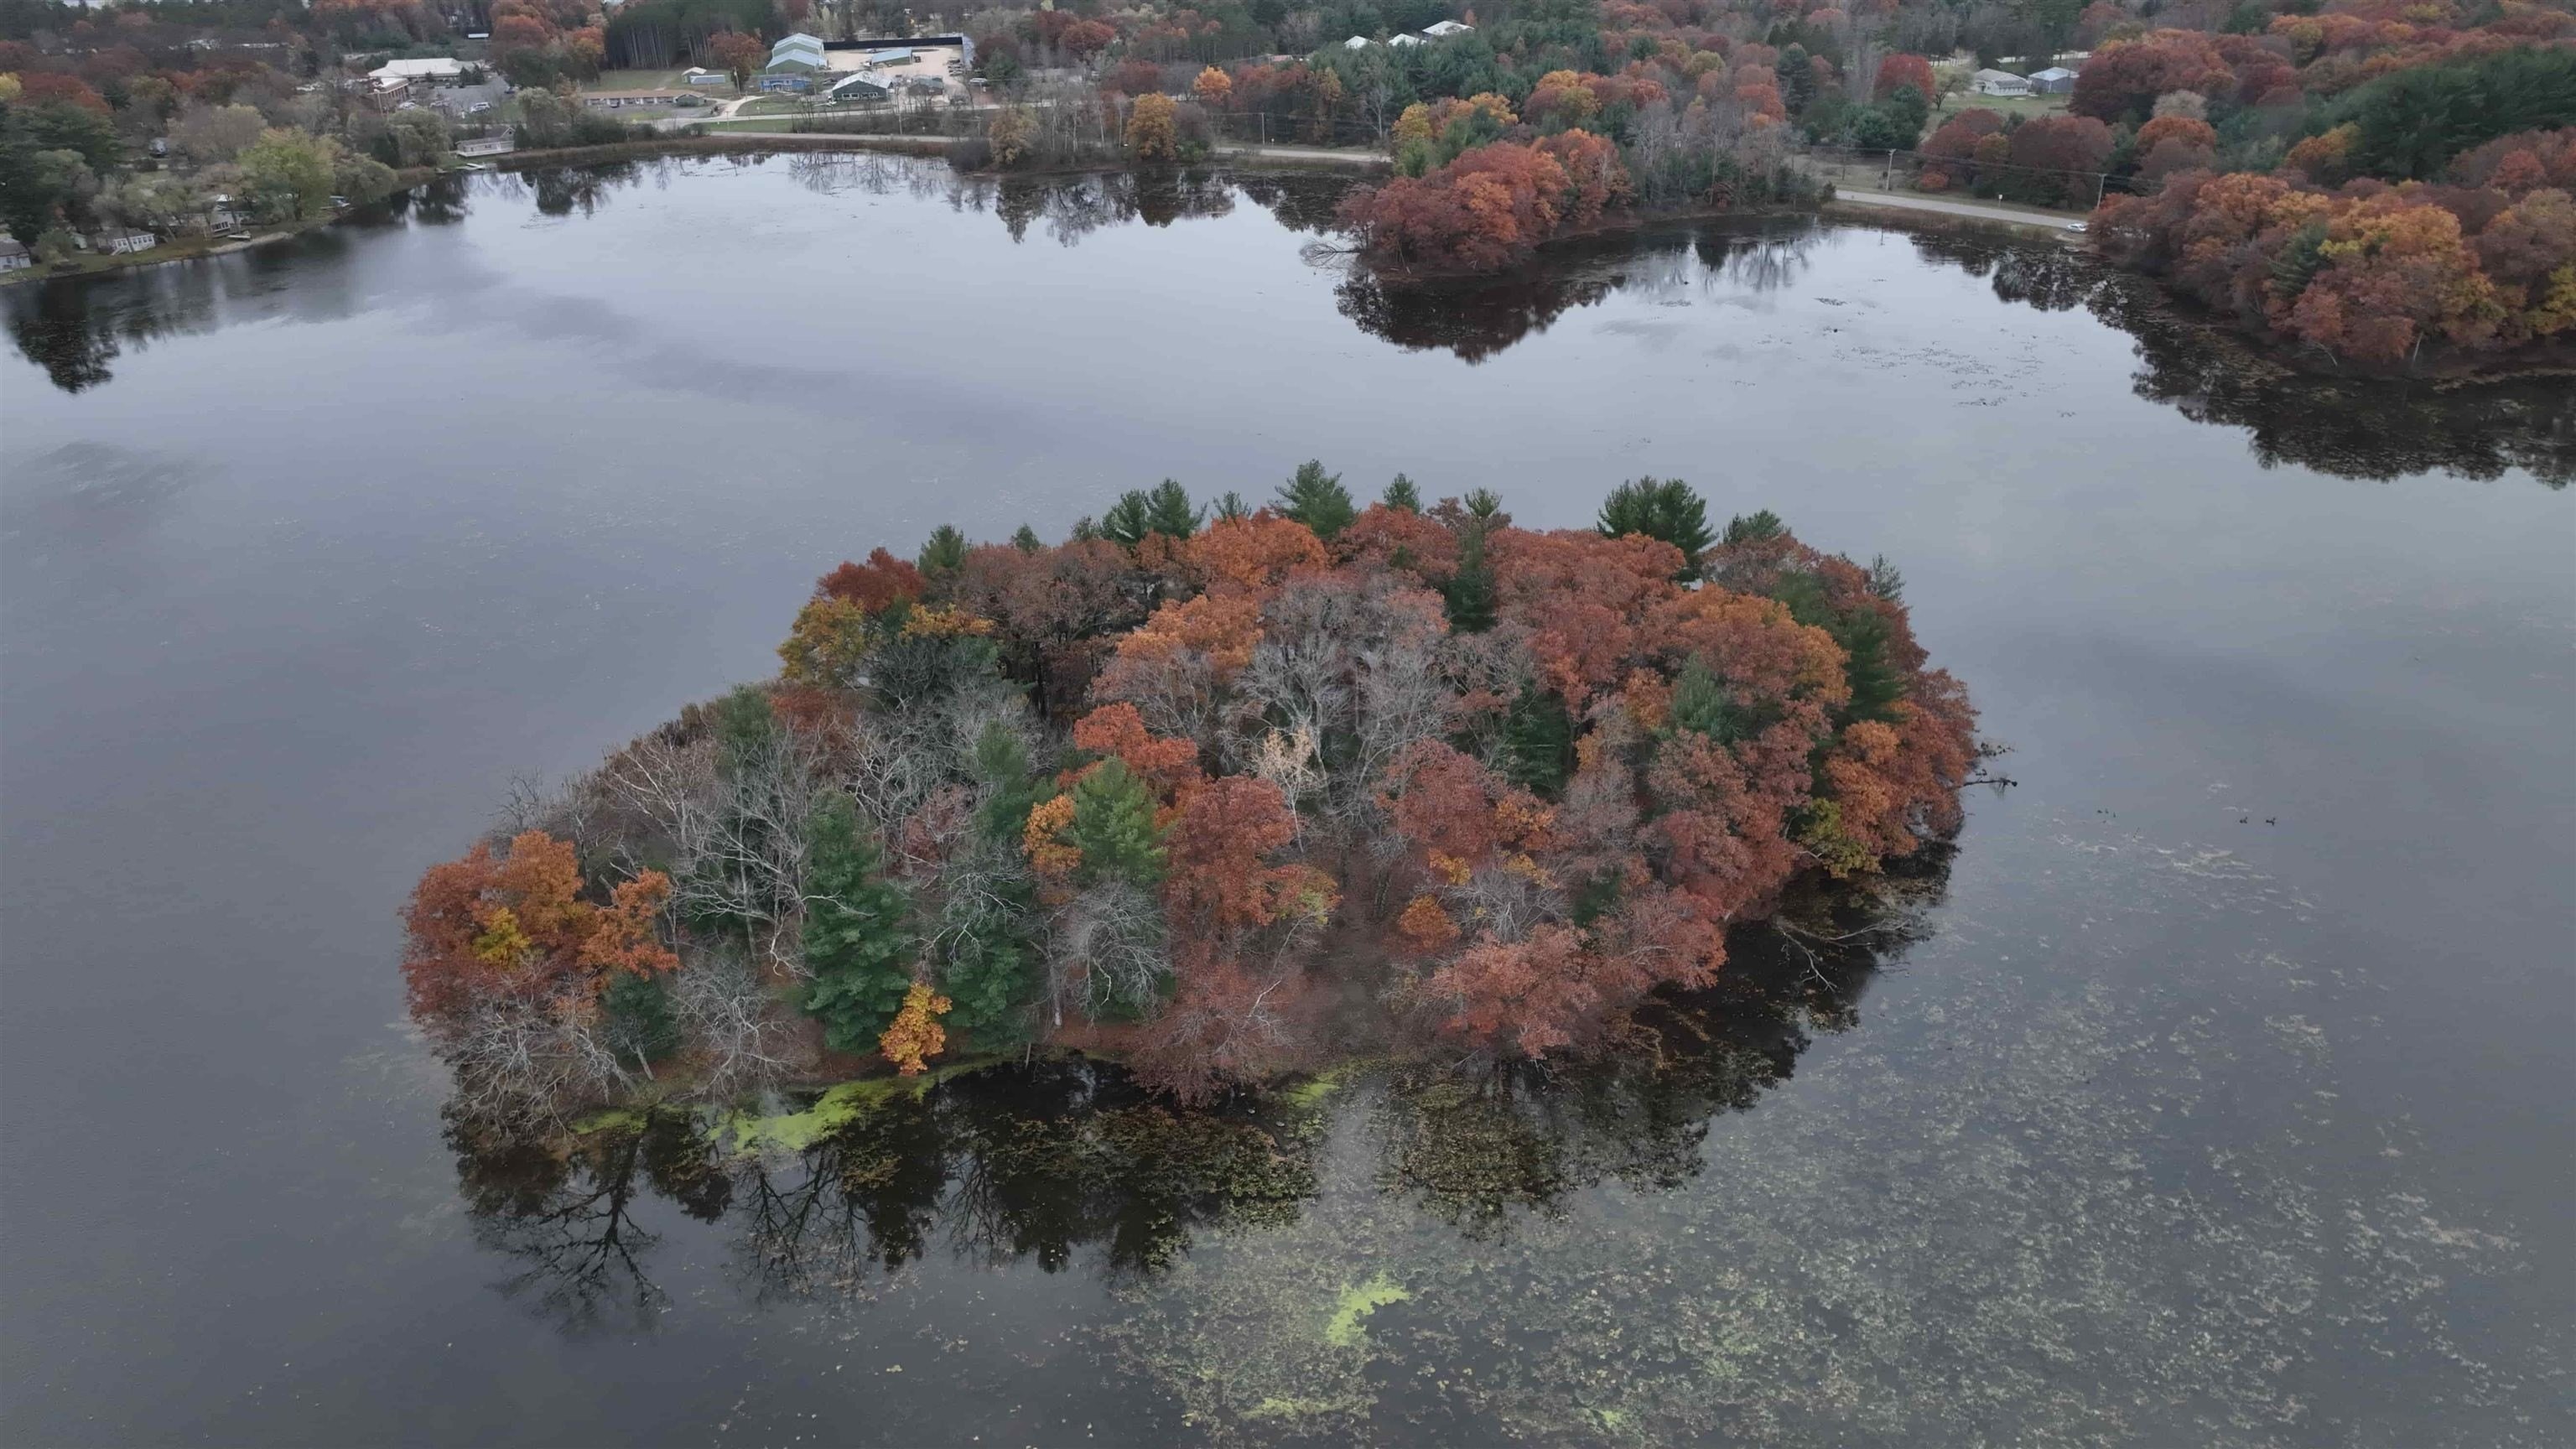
[1934,91,2072,124]
[582,67,717,94]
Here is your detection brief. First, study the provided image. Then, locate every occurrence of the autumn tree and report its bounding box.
[1129,93,1181,164]
[1192,65,1232,110]
[709,31,761,91]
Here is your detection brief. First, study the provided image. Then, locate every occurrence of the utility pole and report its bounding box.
[1883,148,1895,189]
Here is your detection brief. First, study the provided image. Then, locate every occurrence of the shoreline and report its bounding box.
[18,141,2564,388]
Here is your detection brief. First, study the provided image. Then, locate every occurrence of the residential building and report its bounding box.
[2028,65,2077,94]
[91,229,157,255]
[1971,68,2030,96]
[682,68,726,87]
[0,237,30,272]
[829,70,892,101]
[1422,19,1473,35]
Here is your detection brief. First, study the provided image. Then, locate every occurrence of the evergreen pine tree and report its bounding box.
[1213,490,1251,522]
[1145,478,1202,538]
[1275,460,1357,539]
[801,797,917,1053]
[1102,490,1156,548]
[917,523,968,582]
[1501,683,1574,797]
[1069,758,1167,886]
[1597,476,1715,579]
[1444,522,1498,633]
[600,969,680,1071]
[1723,508,1786,545]
[1011,523,1042,553]
[1383,474,1421,512]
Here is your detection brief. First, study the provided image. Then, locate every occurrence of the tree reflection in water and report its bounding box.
[441,852,1952,1327]
[10,157,2566,485]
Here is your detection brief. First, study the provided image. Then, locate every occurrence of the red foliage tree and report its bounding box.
[1873,52,1935,101]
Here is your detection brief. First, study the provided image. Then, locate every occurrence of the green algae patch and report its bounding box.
[1322,1273,1411,1347]
[570,1105,653,1136]
[1277,1059,1379,1110]
[1244,1393,1367,1423]
[712,1057,1001,1156]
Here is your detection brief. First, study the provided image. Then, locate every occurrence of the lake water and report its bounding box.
[3,157,2568,1446]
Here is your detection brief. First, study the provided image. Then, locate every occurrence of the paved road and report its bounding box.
[1828,186,2089,233]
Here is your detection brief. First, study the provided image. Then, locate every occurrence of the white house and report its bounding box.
[1422,19,1473,36]
[1343,34,1374,48]
[0,238,31,272]
[2028,65,2077,94]
[681,67,726,87]
[1971,68,2029,96]
[92,229,157,255]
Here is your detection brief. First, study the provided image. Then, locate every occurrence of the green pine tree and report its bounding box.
[1444,522,1498,633]
[1501,683,1575,797]
[1383,474,1421,512]
[1670,654,1751,744]
[1213,490,1251,522]
[917,523,968,581]
[1102,490,1156,548]
[801,797,916,1053]
[1069,758,1167,886]
[1597,476,1715,579]
[1011,523,1042,553]
[1145,478,1202,538]
[1275,460,1357,540]
[600,969,680,1071]
[1723,508,1786,545]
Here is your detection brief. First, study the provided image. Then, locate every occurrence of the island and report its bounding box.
[402,469,1981,1119]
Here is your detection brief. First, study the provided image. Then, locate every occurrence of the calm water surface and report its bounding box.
[3,158,2569,1446]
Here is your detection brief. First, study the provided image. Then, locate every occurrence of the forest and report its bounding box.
[402,470,1981,1119]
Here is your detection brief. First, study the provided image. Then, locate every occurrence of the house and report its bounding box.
[766,33,828,74]
[581,88,690,109]
[454,134,517,157]
[1343,34,1374,48]
[91,229,156,255]
[204,193,245,230]
[0,238,30,272]
[2028,65,2077,94]
[1422,19,1473,35]
[1389,32,1424,47]
[681,68,726,87]
[828,70,892,101]
[1971,68,2029,96]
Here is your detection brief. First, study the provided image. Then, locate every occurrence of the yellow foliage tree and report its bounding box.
[1129,92,1181,163]
[879,982,953,1074]
[1192,66,1232,110]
